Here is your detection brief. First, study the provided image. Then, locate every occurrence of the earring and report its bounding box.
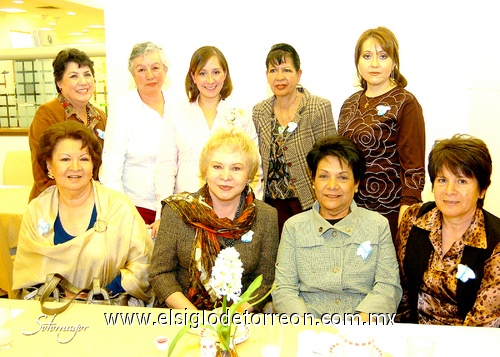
[390,69,396,84]
[48,172,54,179]
[311,184,315,189]
[355,188,358,193]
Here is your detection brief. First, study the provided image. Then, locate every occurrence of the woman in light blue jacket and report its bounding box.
[273,135,401,321]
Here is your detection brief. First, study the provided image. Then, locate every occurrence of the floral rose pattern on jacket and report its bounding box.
[338,87,425,215]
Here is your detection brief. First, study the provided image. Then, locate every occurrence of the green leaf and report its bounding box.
[229,274,263,313]
[230,275,276,314]
[216,324,231,350]
[167,324,191,357]
[240,274,262,300]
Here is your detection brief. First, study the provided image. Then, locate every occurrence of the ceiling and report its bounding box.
[0,0,105,45]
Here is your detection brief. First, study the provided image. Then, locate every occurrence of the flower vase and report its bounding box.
[216,343,238,357]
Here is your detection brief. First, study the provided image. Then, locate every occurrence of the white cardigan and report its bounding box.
[100,89,167,211]
[154,98,263,217]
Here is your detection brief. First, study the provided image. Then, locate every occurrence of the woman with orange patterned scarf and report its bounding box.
[149,127,278,312]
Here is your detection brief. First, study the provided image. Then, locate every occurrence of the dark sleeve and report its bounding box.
[245,203,279,311]
[149,204,186,304]
[395,204,422,322]
[396,95,426,205]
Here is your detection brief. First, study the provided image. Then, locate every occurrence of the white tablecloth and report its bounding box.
[1,299,499,356]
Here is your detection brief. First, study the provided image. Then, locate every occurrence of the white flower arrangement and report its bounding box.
[210,247,244,303]
[168,247,271,356]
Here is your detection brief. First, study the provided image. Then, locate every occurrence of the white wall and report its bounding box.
[2,0,500,215]
[103,0,500,214]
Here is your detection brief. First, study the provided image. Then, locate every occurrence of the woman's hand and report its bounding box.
[165,292,198,310]
[236,302,254,313]
[147,219,162,239]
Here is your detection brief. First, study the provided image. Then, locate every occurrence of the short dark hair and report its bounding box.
[185,46,233,102]
[53,48,95,93]
[428,133,492,208]
[265,43,301,71]
[37,120,102,179]
[307,135,366,183]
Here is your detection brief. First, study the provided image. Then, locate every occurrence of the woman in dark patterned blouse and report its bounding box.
[396,134,500,326]
[338,27,425,242]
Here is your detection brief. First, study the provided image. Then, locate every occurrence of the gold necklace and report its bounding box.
[364,95,372,109]
[275,89,299,125]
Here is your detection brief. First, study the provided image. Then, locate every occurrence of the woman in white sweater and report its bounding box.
[153,46,262,237]
[100,42,168,229]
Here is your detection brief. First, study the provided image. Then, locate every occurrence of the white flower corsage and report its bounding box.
[37,219,50,235]
[456,264,476,283]
[287,122,298,133]
[96,129,105,140]
[225,107,246,126]
[376,105,391,116]
[356,241,372,260]
[241,230,254,243]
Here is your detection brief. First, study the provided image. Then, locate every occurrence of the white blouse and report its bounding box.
[100,89,167,211]
[154,98,263,217]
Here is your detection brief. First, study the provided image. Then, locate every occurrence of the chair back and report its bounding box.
[3,150,34,186]
[0,231,14,298]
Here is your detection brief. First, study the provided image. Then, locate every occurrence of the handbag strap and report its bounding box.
[86,277,111,304]
[39,273,85,315]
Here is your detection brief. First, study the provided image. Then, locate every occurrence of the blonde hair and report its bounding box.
[199,127,259,181]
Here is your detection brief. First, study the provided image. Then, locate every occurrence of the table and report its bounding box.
[0,298,499,356]
[0,185,30,250]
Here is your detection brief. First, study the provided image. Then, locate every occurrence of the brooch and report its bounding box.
[376,105,391,116]
[356,241,372,260]
[456,264,476,283]
[287,122,298,133]
[241,230,254,243]
[37,219,50,235]
[94,220,107,233]
[96,129,105,140]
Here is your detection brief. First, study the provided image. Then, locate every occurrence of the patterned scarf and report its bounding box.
[58,93,103,130]
[163,184,256,310]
